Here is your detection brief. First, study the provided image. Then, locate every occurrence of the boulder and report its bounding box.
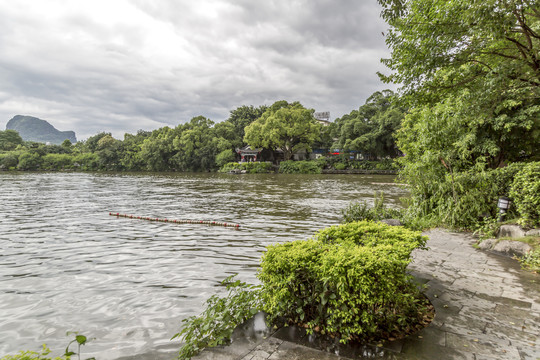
[525,228,540,237]
[492,240,532,257]
[477,239,496,251]
[498,224,527,238]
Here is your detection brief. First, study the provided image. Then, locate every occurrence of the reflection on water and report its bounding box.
[0,172,407,359]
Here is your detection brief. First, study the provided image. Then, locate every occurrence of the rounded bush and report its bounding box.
[258,221,428,343]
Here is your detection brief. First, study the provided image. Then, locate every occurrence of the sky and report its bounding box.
[0,0,394,141]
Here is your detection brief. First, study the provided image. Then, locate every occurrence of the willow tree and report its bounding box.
[244,101,320,161]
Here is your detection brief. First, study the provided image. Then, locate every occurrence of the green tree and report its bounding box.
[139,127,176,171]
[224,105,268,149]
[378,0,540,226]
[17,152,42,170]
[378,0,540,166]
[0,130,24,151]
[379,0,540,101]
[83,132,112,153]
[171,116,231,171]
[120,130,150,170]
[335,90,404,159]
[244,101,320,161]
[95,134,123,170]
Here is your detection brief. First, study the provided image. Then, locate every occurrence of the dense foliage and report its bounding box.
[259,221,428,343]
[510,162,540,227]
[278,160,322,174]
[0,130,24,151]
[376,0,540,229]
[342,192,402,223]
[520,248,540,273]
[244,101,321,161]
[333,90,405,160]
[0,104,267,172]
[219,161,274,174]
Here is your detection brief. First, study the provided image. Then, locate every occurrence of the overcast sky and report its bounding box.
[0,0,394,140]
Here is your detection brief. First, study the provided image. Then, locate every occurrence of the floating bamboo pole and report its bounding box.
[109,212,240,228]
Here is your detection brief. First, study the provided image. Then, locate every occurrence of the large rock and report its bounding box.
[525,228,540,237]
[498,224,527,238]
[477,239,497,251]
[492,240,532,257]
[6,115,77,145]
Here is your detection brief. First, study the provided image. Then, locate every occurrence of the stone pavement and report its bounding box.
[194,229,540,360]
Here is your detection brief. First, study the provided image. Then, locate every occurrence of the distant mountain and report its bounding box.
[6,115,77,145]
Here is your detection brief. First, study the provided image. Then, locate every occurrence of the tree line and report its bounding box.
[0,91,405,172]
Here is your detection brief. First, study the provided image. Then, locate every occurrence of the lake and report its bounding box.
[0,172,407,359]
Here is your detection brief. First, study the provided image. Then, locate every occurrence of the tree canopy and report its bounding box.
[0,130,24,151]
[378,0,540,169]
[379,0,540,100]
[334,90,404,159]
[244,101,321,161]
[378,0,540,226]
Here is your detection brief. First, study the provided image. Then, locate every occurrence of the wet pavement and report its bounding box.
[194,229,540,360]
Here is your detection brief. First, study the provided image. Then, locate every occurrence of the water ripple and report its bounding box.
[0,172,407,359]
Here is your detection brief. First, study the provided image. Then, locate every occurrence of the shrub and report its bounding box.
[258,221,428,343]
[41,154,73,170]
[17,152,42,170]
[400,162,527,229]
[342,192,403,223]
[1,333,91,360]
[278,160,322,174]
[510,162,540,227]
[219,161,274,173]
[0,153,19,169]
[215,150,236,168]
[520,248,540,273]
[72,153,100,171]
[348,159,399,171]
[333,162,348,170]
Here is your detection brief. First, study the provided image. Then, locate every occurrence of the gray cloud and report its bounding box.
[0,0,393,140]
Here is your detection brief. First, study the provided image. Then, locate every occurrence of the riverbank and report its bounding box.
[193,229,540,359]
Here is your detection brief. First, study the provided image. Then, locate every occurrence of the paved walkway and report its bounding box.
[194,229,540,360]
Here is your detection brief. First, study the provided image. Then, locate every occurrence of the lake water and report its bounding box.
[0,172,407,359]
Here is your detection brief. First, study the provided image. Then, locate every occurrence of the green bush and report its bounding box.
[215,150,236,167]
[342,192,403,223]
[400,162,526,230]
[520,248,540,273]
[219,161,274,173]
[510,162,540,227]
[41,154,73,170]
[72,153,100,171]
[333,162,348,170]
[258,221,428,343]
[278,160,322,174]
[17,152,42,170]
[349,159,399,171]
[0,153,19,169]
